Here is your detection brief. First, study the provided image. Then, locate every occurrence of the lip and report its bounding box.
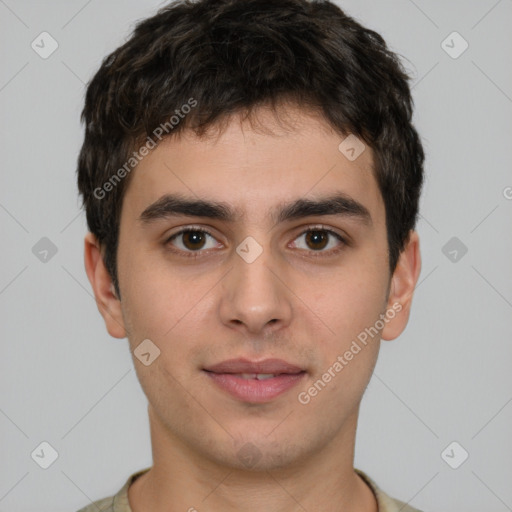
[204,358,304,375]
[204,358,306,404]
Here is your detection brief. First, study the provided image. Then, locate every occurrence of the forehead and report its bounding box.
[121,104,384,227]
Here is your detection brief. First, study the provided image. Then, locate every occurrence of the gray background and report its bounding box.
[1,0,511,511]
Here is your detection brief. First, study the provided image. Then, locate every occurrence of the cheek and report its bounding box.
[119,250,197,338]
[307,263,388,340]
[297,257,387,400]
[120,262,217,376]
[297,284,382,416]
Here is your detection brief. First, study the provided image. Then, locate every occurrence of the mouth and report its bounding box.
[203,358,306,403]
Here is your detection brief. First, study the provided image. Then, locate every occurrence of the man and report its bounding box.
[76,0,425,510]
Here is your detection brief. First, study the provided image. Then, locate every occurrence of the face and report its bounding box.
[86,104,420,472]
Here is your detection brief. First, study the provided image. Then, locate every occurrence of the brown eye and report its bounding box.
[304,230,329,250]
[291,227,346,254]
[181,230,207,250]
[167,228,220,254]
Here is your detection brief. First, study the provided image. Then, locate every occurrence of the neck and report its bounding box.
[128,406,378,512]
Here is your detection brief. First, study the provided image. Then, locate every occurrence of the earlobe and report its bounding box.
[83,232,127,339]
[381,230,422,341]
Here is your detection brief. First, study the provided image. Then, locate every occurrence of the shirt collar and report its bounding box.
[112,466,418,512]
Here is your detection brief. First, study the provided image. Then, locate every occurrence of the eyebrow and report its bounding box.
[138,192,372,227]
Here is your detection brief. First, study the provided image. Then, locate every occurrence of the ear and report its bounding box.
[83,232,127,339]
[381,230,421,341]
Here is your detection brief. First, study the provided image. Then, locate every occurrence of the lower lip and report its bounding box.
[204,371,306,403]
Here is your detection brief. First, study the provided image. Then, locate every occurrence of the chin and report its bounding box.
[213,435,306,472]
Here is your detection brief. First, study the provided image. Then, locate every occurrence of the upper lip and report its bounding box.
[204,358,304,375]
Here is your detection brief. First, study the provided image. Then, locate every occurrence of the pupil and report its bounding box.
[306,230,328,250]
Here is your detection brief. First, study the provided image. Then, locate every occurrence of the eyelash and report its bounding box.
[164,225,348,259]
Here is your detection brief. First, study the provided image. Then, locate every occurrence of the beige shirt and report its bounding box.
[76,467,424,512]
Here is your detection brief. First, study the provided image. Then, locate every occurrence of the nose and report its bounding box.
[218,243,293,336]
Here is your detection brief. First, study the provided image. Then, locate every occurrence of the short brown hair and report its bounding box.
[77,0,425,299]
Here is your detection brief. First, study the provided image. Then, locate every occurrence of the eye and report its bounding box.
[164,225,347,258]
[166,227,221,256]
[290,226,347,255]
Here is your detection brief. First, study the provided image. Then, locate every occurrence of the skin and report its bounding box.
[84,103,421,512]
